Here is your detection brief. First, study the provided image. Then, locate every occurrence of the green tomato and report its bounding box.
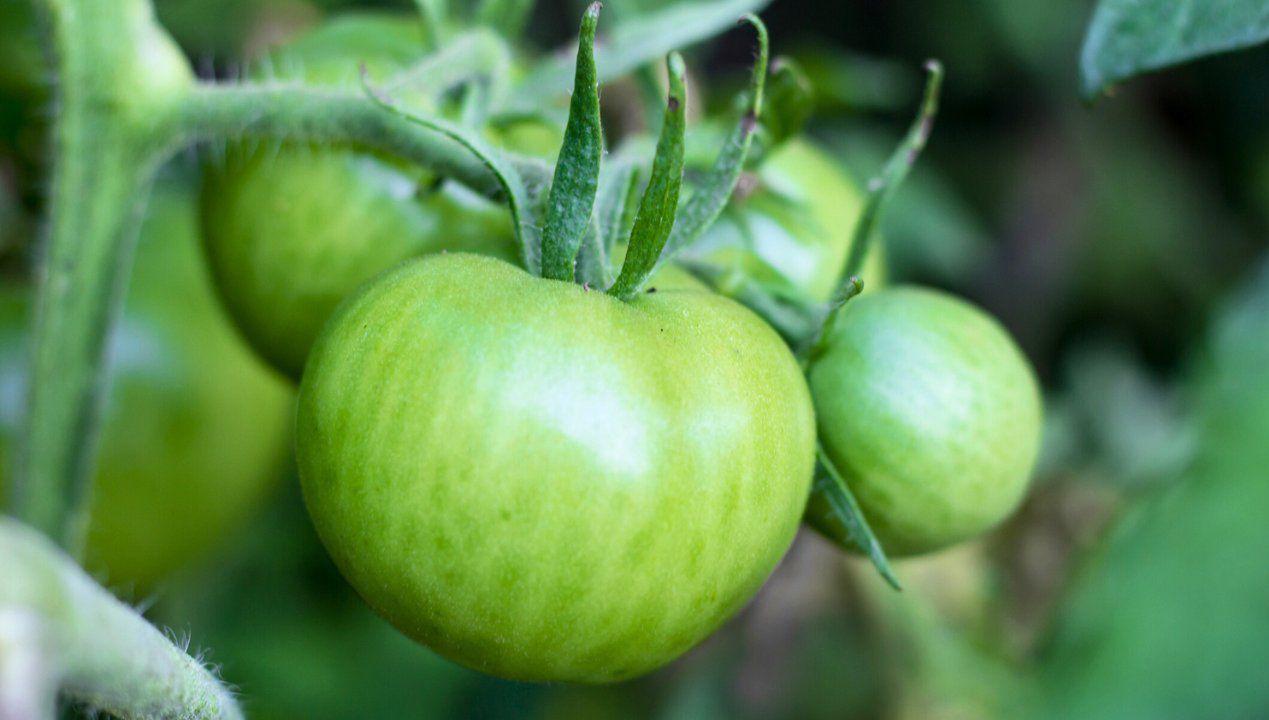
[296,253,815,683]
[805,287,1042,556]
[0,184,293,588]
[690,137,885,304]
[200,15,533,378]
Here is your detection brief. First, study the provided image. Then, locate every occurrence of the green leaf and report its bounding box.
[360,70,543,275]
[656,14,769,266]
[508,0,771,110]
[541,3,603,282]
[835,60,943,300]
[609,53,688,300]
[807,445,901,591]
[1080,0,1269,99]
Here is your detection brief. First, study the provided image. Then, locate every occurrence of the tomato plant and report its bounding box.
[296,252,815,682]
[1,183,292,588]
[805,287,1042,556]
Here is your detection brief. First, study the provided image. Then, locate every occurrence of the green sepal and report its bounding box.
[541,3,604,282]
[806,444,902,591]
[835,60,943,291]
[360,68,544,275]
[609,53,688,300]
[656,14,768,268]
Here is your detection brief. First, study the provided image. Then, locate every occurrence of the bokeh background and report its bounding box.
[3,0,1268,718]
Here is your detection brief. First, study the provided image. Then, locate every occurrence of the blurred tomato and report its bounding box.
[0,180,293,589]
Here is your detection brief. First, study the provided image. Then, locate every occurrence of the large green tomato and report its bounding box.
[689,137,885,303]
[296,253,815,683]
[0,184,293,588]
[201,15,535,379]
[805,287,1042,556]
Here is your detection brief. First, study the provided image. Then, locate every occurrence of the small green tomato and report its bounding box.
[296,253,815,683]
[200,15,539,378]
[805,287,1042,556]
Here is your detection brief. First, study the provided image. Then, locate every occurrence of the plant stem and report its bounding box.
[0,519,243,720]
[19,0,192,549]
[174,83,503,198]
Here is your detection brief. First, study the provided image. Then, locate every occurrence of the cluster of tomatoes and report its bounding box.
[0,10,1040,684]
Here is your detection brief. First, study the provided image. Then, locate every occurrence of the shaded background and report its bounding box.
[3,0,1268,717]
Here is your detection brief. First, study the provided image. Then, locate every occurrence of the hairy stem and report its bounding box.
[0,519,243,720]
[19,0,192,548]
[175,83,503,198]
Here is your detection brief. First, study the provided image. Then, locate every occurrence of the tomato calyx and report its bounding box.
[369,6,770,300]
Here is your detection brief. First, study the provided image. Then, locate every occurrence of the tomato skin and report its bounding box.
[691,137,885,303]
[805,287,1042,556]
[296,253,815,683]
[0,185,292,588]
[200,15,526,379]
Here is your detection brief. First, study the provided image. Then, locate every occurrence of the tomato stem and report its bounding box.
[835,59,944,288]
[0,519,244,720]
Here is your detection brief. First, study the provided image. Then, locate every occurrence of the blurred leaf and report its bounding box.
[1080,0,1269,98]
[1037,258,1269,718]
[1064,341,1196,490]
[508,0,770,110]
[791,44,915,113]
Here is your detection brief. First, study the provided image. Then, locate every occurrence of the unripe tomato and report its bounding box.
[805,287,1042,556]
[201,15,537,378]
[296,253,815,683]
[0,183,293,588]
[690,137,885,304]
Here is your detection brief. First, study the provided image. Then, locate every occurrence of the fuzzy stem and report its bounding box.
[174,83,504,198]
[18,0,193,549]
[0,518,243,720]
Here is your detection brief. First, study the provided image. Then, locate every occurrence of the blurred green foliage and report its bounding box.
[1037,262,1269,719]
